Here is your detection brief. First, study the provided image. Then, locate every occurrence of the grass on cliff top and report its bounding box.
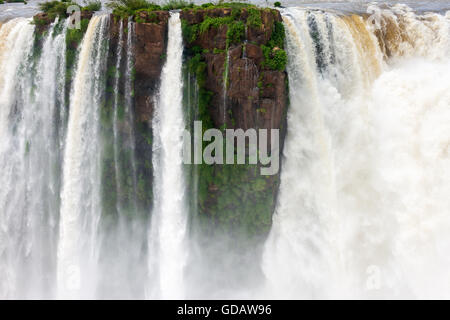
[107,0,259,19]
[1,0,28,3]
[37,0,101,20]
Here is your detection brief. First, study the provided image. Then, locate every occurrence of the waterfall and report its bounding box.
[57,15,109,299]
[0,3,449,300]
[263,6,450,299]
[0,17,68,299]
[222,49,230,126]
[97,18,144,299]
[124,19,139,214]
[148,12,188,299]
[0,18,36,299]
[113,20,124,215]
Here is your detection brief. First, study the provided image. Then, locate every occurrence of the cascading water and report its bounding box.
[0,18,36,299]
[263,6,450,299]
[124,19,139,214]
[113,20,124,215]
[0,2,449,300]
[148,12,188,299]
[222,49,230,126]
[97,18,145,299]
[0,17,68,299]
[57,15,109,299]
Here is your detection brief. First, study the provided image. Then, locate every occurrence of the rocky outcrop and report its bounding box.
[33,12,55,33]
[34,10,94,34]
[181,8,281,47]
[181,7,288,240]
[133,11,169,122]
[109,11,169,123]
[107,12,170,214]
[181,8,287,135]
[31,7,288,241]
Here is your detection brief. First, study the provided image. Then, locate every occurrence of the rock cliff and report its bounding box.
[32,5,289,241]
[180,7,288,242]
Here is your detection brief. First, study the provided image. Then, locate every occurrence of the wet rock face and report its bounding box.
[107,12,170,216]
[180,7,289,242]
[34,10,94,33]
[31,8,288,241]
[132,11,169,123]
[181,8,287,134]
[108,11,169,123]
[33,12,55,32]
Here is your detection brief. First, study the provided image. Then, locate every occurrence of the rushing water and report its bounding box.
[0,2,449,299]
[148,12,188,299]
[0,17,67,299]
[58,15,109,299]
[263,5,450,299]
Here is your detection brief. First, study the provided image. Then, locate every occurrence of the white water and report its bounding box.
[57,15,109,299]
[0,17,68,299]
[263,6,450,299]
[113,19,124,213]
[148,12,188,299]
[124,19,139,213]
[1,3,449,300]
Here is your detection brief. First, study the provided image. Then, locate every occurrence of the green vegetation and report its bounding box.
[261,21,287,71]
[108,0,260,20]
[2,0,27,3]
[82,0,101,11]
[246,7,262,28]
[65,18,90,104]
[184,51,279,237]
[196,161,277,238]
[226,20,244,46]
[161,0,193,10]
[199,15,233,34]
[187,53,214,130]
[107,0,161,19]
[182,4,286,72]
[134,10,158,23]
[268,21,285,48]
[195,1,256,10]
[180,5,285,239]
[108,0,195,19]
[34,0,101,24]
[38,1,76,19]
[181,4,267,58]
[274,1,281,7]
[181,19,199,43]
[262,45,287,71]
[100,39,153,218]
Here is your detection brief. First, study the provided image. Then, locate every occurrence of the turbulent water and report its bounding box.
[148,12,188,299]
[0,17,65,299]
[263,5,450,299]
[58,15,109,299]
[0,2,449,299]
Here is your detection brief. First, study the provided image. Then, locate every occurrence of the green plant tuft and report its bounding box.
[82,0,101,11]
[262,45,287,71]
[246,7,262,28]
[226,20,245,46]
[161,0,193,10]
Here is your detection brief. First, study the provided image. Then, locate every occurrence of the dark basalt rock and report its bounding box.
[180,7,288,246]
[181,7,287,134]
[133,13,169,122]
[31,7,288,243]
